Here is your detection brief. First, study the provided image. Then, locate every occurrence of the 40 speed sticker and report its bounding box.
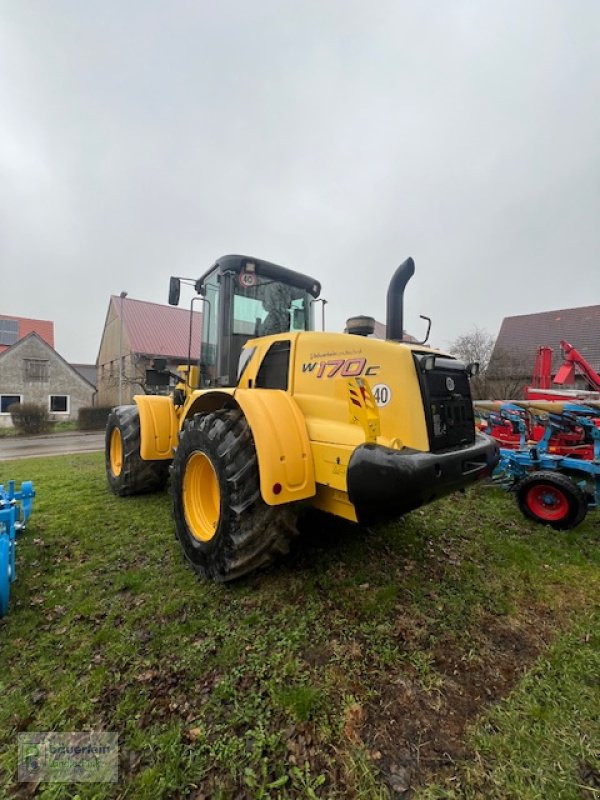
[372,383,392,407]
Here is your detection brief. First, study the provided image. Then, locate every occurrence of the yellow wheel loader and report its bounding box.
[105,255,498,581]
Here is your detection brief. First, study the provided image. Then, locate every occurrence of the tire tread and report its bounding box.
[515,470,588,530]
[171,408,298,581]
[105,406,170,496]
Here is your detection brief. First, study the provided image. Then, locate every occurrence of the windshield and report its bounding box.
[232,275,312,336]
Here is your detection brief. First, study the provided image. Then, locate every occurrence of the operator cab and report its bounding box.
[170,255,321,388]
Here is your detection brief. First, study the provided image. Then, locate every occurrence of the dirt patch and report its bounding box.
[362,607,560,797]
[579,761,600,799]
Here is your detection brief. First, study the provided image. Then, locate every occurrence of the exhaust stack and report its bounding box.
[386,257,415,341]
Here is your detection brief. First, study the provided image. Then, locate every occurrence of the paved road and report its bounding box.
[0,431,105,461]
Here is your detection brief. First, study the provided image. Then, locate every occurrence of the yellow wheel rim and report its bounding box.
[183,452,221,542]
[109,428,123,477]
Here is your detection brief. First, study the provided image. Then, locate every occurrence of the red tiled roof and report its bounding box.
[0,314,54,352]
[489,304,600,376]
[113,296,203,360]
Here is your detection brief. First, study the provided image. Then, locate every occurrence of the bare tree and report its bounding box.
[448,328,528,400]
[484,347,530,400]
[102,354,156,404]
[447,327,494,399]
[448,327,495,372]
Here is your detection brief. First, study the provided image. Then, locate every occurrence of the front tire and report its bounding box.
[171,408,298,582]
[105,406,170,496]
[515,471,588,530]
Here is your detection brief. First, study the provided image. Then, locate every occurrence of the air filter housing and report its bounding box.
[346,316,375,336]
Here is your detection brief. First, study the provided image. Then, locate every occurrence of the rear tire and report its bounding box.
[105,406,170,496]
[171,408,298,582]
[515,471,588,530]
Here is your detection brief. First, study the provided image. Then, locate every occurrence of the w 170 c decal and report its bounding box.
[302,358,380,378]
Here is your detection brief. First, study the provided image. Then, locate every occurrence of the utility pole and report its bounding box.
[118,291,128,405]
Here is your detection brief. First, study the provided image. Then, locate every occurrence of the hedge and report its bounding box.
[78,406,112,431]
[9,403,50,435]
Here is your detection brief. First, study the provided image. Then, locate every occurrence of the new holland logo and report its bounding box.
[446,377,455,392]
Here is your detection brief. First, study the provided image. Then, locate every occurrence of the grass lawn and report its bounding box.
[0,452,598,799]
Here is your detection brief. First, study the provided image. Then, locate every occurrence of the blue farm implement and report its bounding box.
[475,400,600,460]
[0,481,35,618]
[475,400,600,529]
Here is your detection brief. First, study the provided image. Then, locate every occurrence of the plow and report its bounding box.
[0,480,35,618]
[475,400,600,529]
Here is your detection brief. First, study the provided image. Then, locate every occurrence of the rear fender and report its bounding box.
[184,388,316,506]
[134,396,179,460]
[234,389,316,505]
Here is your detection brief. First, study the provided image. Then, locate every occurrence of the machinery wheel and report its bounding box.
[105,406,170,496]
[171,408,298,582]
[516,471,588,530]
[0,536,10,618]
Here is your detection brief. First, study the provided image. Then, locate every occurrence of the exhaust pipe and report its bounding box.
[386,257,415,341]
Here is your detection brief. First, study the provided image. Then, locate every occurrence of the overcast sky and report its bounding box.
[2,1,599,362]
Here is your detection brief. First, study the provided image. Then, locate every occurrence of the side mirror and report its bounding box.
[168,277,181,306]
[466,362,480,378]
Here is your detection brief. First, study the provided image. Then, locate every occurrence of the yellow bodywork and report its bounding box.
[136,385,316,507]
[135,395,179,460]
[136,331,441,521]
[234,389,315,505]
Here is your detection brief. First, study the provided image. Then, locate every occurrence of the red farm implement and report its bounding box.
[525,340,600,402]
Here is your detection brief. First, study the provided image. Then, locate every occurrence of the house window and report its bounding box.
[49,395,69,413]
[24,359,49,381]
[0,395,21,413]
[0,319,18,346]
